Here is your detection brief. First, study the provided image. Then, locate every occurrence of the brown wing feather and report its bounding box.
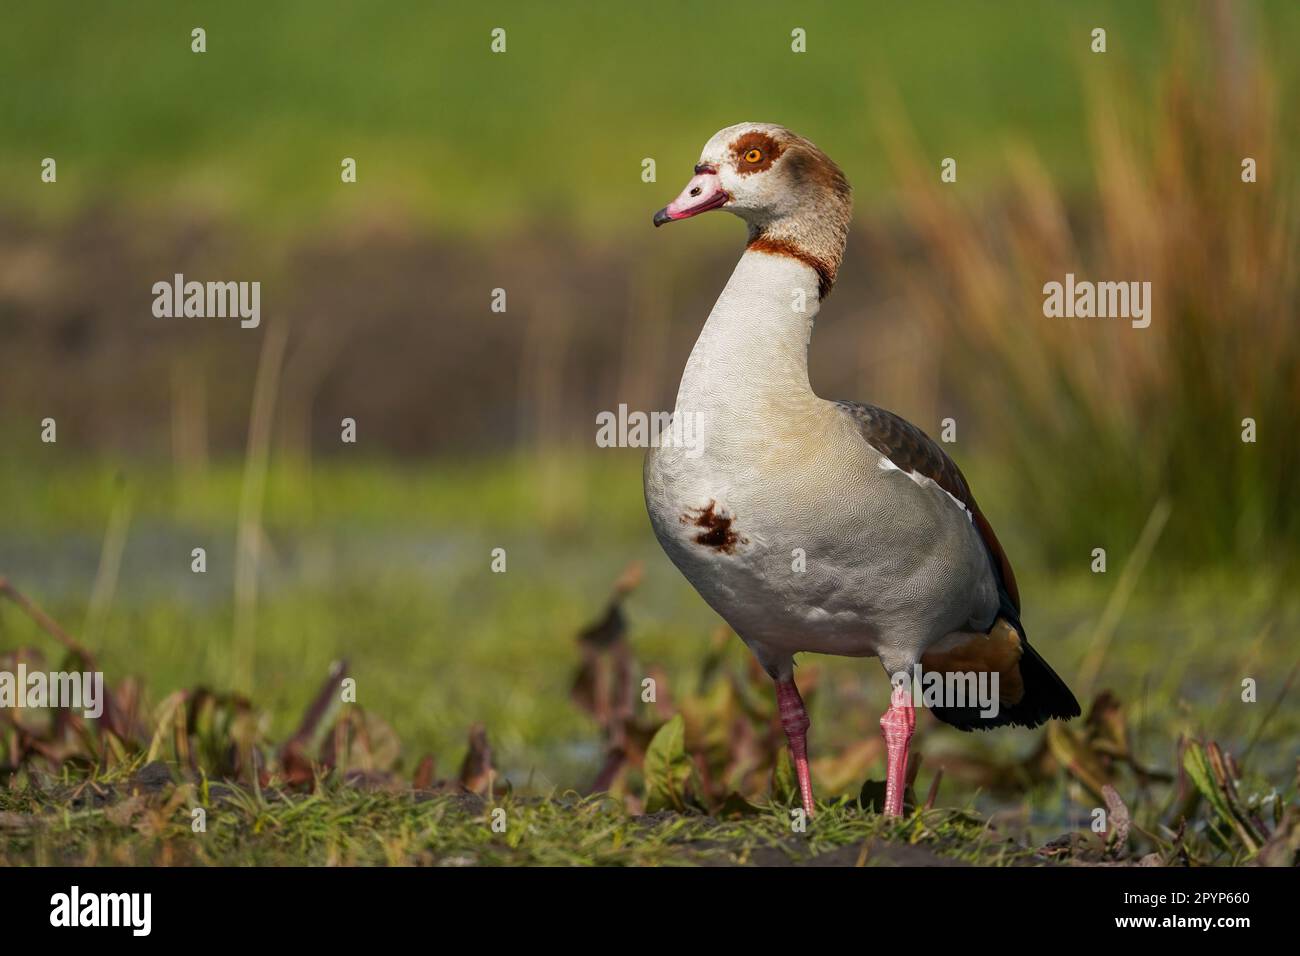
[835,401,1021,612]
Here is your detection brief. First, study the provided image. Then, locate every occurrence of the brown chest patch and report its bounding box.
[681,501,747,554]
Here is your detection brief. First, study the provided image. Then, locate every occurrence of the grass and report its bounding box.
[0,450,648,537]
[10,1,1296,235]
[2,455,1297,865]
[0,755,1047,866]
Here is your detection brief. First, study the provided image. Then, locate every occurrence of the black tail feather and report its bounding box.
[930,602,1081,732]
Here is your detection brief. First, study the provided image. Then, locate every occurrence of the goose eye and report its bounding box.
[744,148,763,164]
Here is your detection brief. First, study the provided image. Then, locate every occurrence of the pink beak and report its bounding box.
[653,165,729,227]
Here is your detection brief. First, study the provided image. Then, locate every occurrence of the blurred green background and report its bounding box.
[8,0,1258,230]
[0,1,1296,819]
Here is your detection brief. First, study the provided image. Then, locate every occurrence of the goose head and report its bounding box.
[653,123,852,295]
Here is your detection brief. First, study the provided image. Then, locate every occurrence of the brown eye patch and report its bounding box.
[729,130,783,174]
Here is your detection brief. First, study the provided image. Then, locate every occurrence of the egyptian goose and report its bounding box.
[645,123,1080,817]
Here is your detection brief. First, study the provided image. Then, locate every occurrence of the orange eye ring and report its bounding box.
[744,148,763,164]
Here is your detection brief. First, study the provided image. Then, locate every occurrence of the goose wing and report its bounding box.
[833,400,1021,612]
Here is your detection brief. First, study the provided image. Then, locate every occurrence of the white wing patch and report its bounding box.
[877,455,974,523]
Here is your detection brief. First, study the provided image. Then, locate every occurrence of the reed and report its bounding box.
[232,321,290,695]
[876,9,1298,570]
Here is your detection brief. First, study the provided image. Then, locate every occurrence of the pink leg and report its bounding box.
[879,681,916,817]
[775,679,815,818]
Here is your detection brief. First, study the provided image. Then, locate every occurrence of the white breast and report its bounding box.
[644,249,998,674]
